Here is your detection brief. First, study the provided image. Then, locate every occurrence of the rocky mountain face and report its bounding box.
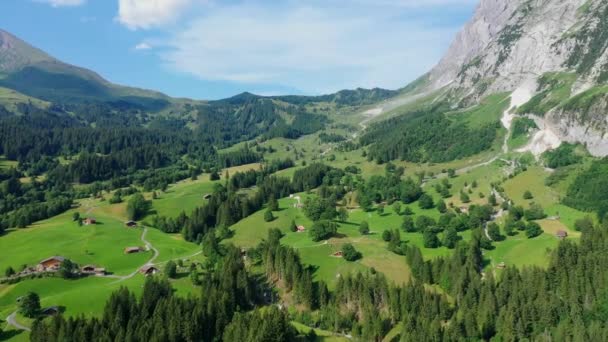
[426,0,608,156]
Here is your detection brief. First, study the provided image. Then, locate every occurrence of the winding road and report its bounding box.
[6,311,31,332]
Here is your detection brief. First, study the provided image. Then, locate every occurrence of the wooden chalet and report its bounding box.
[556,230,568,239]
[124,246,142,254]
[81,265,106,276]
[36,256,65,272]
[297,225,306,233]
[83,217,96,225]
[125,221,138,228]
[140,265,159,276]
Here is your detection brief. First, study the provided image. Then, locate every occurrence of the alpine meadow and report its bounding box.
[2,0,608,341]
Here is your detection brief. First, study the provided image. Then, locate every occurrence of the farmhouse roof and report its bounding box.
[39,256,65,264]
[140,265,158,274]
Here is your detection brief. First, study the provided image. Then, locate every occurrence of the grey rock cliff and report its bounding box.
[425,0,608,155]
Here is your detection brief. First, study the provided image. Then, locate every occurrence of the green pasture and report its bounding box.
[0,210,149,276]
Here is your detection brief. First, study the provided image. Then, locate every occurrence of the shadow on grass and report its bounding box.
[171,272,191,280]
[0,329,25,340]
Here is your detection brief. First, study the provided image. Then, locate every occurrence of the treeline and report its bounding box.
[361,104,498,163]
[196,95,327,147]
[227,158,294,190]
[564,158,608,220]
[0,168,74,230]
[30,246,298,342]
[28,217,608,341]
[543,142,582,169]
[403,226,608,341]
[253,229,450,341]
[318,132,347,143]
[274,87,397,107]
[218,148,261,168]
[153,163,336,242]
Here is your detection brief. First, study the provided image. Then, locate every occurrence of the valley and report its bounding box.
[2,0,608,340]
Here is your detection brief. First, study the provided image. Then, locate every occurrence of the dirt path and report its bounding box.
[6,311,31,332]
[109,227,159,284]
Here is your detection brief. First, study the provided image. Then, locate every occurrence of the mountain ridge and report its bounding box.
[419,0,608,156]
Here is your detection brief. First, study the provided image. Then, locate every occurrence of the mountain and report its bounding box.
[0,29,169,108]
[422,0,608,156]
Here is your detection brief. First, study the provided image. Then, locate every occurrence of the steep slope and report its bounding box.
[421,0,608,156]
[0,29,169,107]
[0,29,54,73]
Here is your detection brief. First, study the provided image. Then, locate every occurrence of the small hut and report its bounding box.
[140,265,159,276]
[83,217,96,225]
[125,221,138,228]
[124,246,142,254]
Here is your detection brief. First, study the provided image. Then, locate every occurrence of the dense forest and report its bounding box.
[0,93,324,230]
[197,94,327,147]
[361,104,499,163]
[29,219,608,341]
[564,158,608,219]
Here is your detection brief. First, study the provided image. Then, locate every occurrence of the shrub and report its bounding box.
[342,244,362,261]
[359,221,370,235]
[526,222,543,238]
[264,210,275,222]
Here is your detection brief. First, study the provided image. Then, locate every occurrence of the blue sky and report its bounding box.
[1,0,477,99]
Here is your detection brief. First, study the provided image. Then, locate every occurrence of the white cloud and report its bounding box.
[161,3,461,93]
[117,0,194,30]
[135,42,152,50]
[36,0,86,7]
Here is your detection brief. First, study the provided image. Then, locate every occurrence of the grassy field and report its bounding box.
[451,92,511,127]
[0,87,50,112]
[484,216,580,270]
[227,194,474,287]
[146,163,262,219]
[291,321,348,342]
[0,210,150,276]
[0,195,202,337]
[0,157,18,170]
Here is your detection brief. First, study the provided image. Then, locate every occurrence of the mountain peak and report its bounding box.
[0,28,55,73]
[427,0,606,97]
